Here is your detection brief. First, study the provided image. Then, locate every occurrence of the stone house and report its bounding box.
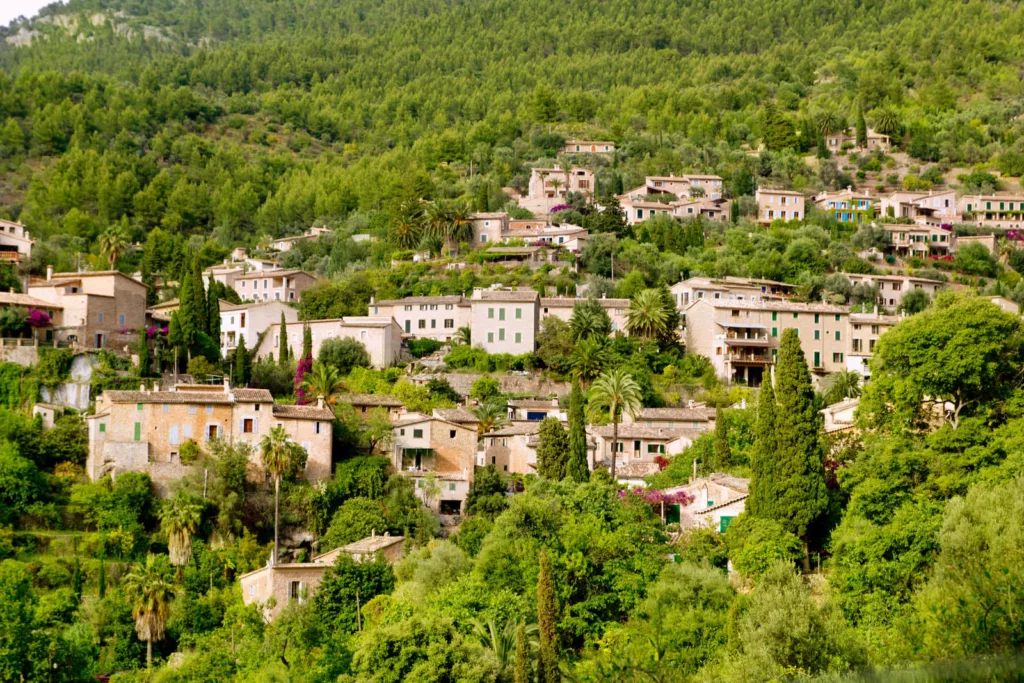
[239,532,405,621]
[660,474,749,532]
[479,421,597,475]
[880,190,958,224]
[203,258,280,290]
[86,382,334,494]
[623,407,714,431]
[219,300,299,358]
[254,316,403,369]
[824,128,891,153]
[506,398,566,422]
[269,226,331,252]
[469,212,510,248]
[234,270,318,303]
[342,394,405,418]
[561,140,615,156]
[755,188,805,224]
[391,412,477,516]
[958,194,1024,230]
[841,273,944,309]
[0,219,34,263]
[468,288,540,355]
[0,291,64,342]
[670,276,795,309]
[879,224,954,258]
[812,188,877,223]
[540,296,630,335]
[27,268,148,350]
[846,310,901,378]
[369,295,471,341]
[591,424,700,477]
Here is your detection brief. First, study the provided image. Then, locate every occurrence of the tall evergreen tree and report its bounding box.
[537,550,560,683]
[176,268,198,354]
[137,328,151,377]
[536,417,569,480]
[206,274,221,342]
[856,106,868,148]
[771,329,828,571]
[190,256,207,335]
[302,323,312,360]
[566,382,589,483]
[279,312,290,364]
[713,405,731,470]
[513,622,529,683]
[232,338,249,386]
[747,375,777,520]
[140,262,157,308]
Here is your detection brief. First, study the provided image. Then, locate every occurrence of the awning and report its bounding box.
[716,321,768,330]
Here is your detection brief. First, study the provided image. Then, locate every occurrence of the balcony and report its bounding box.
[722,334,771,347]
[724,352,773,365]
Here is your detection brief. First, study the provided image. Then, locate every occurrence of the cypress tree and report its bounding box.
[537,550,559,683]
[141,262,157,308]
[302,323,312,360]
[856,106,868,148]
[72,557,82,600]
[536,417,569,480]
[177,267,197,352]
[136,328,151,377]
[772,329,828,571]
[98,557,106,599]
[747,374,777,519]
[190,256,208,335]
[207,274,221,341]
[233,338,249,386]
[712,405,731,471]
[279,312,290,365]
[566,382,589,483]
[513,622,529,683]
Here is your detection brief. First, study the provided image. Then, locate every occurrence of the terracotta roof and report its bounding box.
[338,534,404,555]
[234,269,313,280]
[434,408,479,423]
[633,408,712,422]
[540,297,630,309]
[0,292,63,309]
[272,404,335,420]
[471,212,509,219]
[219,300,295,312]
[508,399,561,409]
[373,296,467,306]
[485,246,542,254]
[474,290,539,303]
[103,390,234,404]
[234,389,273,402]
[614,462,662,478]
[695,494,749,514]
[694,299,849,314]
[344,394,404,407]
[483,422,542,437]
[590,424,703,441]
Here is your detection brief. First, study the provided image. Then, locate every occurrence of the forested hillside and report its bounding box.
[1,0,1024,272]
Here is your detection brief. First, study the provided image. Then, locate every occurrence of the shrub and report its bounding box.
[443,345,488,369]
[179,439,201,466]
[407,339,443,359]
[724,514,803,577]
[318,338,372,374]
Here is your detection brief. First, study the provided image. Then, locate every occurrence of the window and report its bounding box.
[833,352,844,363]
[772,312,777,321]
[289,581,304,601]
[499,308,505,321]
[814,314,819,323]
[413,429,423,438]
[487,332,494,343]
[487,308,494,319]
[498,328,505,341]
[242,418,255,433]
[814,330,820,340]
[314,421,321,435]
[134,422,141,441]
[515,332,521,344]
[431,319,437,329]
[97,313,104,323]
[450,430,456,438]
[853,339,863,352]
[206,405,214,414]
[835,314,841,321]
[400,428,405,436]
[119,314,125,326]
[793,312,798,319]
[444,319,454,328]
[136,403,143,411]
[771,327,777,337]
[418,319,426,329]
[835,330,841,341]
[720,516,735,533]
[480,234,488,243]
[99,423,106,433]
[515,308,522,319]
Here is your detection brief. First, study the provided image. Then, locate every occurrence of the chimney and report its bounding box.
[139,383,146,393]
[223,377,231,394]
[688,399,694,409]
[46,265,53,281]
[370,295,375,304]
[317,396,324,409]
[551,397,558,407]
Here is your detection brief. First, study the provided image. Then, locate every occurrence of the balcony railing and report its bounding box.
[724,353,773,365]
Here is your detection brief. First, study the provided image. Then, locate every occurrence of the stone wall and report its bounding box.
[442,373,570,398]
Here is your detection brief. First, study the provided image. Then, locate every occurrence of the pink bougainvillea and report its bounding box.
[294,355,312,405]
[26,308,52,328]
[146,326,169,339]
[619,487,694,507]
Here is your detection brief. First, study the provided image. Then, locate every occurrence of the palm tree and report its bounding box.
[569,301,611,343]
[816,111,840,135]
[625,289,671,340]
[419,232,445,257]
[98,227,129,266]
[548,176,563,197]
[875,109,900,137]
[570,337,611,386]
[589,368,642,481]
[123,555,175,669]
[300,360,345,406]
[424,200,452,240]
[447,201,474,247]
[389,199,424,249]
[472,619,538,673]
[472,401,507,436]
[260,425,293,565]
[159,493,203,571]
[453,326,471,346]
[821,369,862,405]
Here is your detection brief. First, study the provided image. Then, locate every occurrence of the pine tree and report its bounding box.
[537,550,559,683]
[513,622,529,683]
[856,106,868,148]
[137,329,151,378]
[302,323,312,360]
[747,374,777,520]
[771,329,828,571]
[279,312,290,364]
[207,274,221,342]
[566,382,589,483]
[536,417,569,480]
[712,405,731,470]
[140,262,157,308]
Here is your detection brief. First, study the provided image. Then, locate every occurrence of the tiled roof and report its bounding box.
[483,422,542,437]
[234,269,312,280]
[590,424,703,441]
[697,299,849,314]
[234,388,274,402]
[540,297,630,309]
[434,408,479,423]
[508,399,561,409]
[0,292,63,309]
[272,404,335,420]
[104,391,234,404]
[219,300,294,312]
[633,408,712,422]
[485,247,542,254]
[338,534,404,555]
[471,212,509,219]
[373,296,467,306]
[343,394,404,407]
[474,290,540,303]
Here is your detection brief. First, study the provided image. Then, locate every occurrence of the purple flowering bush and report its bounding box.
[26,308,52,328]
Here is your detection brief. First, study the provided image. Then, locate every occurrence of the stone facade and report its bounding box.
[255,316,403,369]
[234,270,318,303]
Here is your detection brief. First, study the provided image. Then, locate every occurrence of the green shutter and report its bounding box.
[720,516,735,533]
[771,327,777,337]
[133,422,141,441]
[99,423,106,433]
[772,312,777,321]
[814,351,820,367]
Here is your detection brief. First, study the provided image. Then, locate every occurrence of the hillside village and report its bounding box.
[3,0,1024,678]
